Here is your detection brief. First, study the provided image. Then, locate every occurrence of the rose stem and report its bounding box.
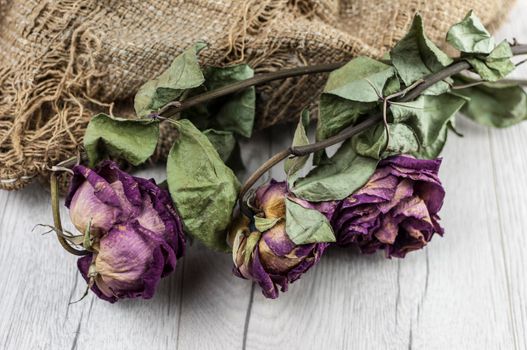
[158,63,345,118]
[238,44,527,201]
[50,173,89,256]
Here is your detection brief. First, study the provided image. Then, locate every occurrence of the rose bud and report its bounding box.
[229,181,328,299]
[65,160,185,302]
[332,155,445,258]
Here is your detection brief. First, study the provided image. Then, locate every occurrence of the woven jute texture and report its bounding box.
[0,0,515,190]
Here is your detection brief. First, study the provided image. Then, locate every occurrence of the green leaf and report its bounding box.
[352,122,420,159]
[203,129,245,172]
[453,76,527,128]
[389,99,423,123]
[84,113,159,167]
[390,93,467,158]
[285,199,335,244]
[202,65,256,138]
[284,110,310,182]
[182,64,256,138]
[315,57,400,147]
[254,216,282,232]
[203,129,236,163]
[166,119,240,252]
[292,140,379,201]
[316,95,375,145]
[134,43,206,117]
[391,14,453,92]
[465,58,501,82]
[487,40,514,62]
[465,41,515,82]
[446,10,494,54]
[324,56,399,102]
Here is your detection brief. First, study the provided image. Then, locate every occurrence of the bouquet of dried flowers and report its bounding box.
[44,12,527,301]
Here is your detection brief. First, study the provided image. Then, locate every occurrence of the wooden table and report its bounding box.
[1,3,526,349]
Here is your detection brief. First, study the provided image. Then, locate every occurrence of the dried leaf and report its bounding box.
[134,43,206,117]
[447,11,495,54]
[465,41,515,81]
[284,111,310,183]
[285,199,335,244]
[167,119,240,252]
[454,76,527,128]
[292,140,378,201]
[391,14,453,93]
[315,57,399,146]
[389,93,467,158]
[323,56,399,102]
[203,129,237,163]
[84,113,159,167]
[184,64,256,138]
[352,122,420,159]
[254,216,282,232]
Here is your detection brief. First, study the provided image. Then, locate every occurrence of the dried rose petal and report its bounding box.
[332,155,445,258]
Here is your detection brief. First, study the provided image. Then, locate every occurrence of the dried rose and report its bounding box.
[229,181,327,299]
[66,160,185,302]
[331,155,445,258]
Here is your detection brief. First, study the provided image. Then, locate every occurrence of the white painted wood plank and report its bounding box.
[485,4,527,348]
[487,125,527,350]
[0,185,84,350]
[408,118,515,349]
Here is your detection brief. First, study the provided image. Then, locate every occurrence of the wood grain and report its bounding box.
[1,2,527,349]
[488,8,527,349]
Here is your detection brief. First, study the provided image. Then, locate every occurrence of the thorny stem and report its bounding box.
[238,44,527,202]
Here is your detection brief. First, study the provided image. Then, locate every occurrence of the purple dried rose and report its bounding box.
[229,181,327,299]
[66,160,185,302]
[331,155,445,258]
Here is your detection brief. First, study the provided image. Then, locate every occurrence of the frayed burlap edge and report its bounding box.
[0,0,114,190]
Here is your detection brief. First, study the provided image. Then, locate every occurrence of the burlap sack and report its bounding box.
[0,0,515,190]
